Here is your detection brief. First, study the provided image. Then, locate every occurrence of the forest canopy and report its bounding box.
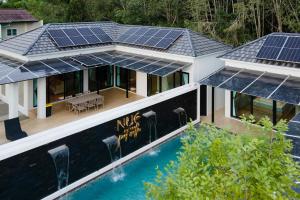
[1,0,300,46]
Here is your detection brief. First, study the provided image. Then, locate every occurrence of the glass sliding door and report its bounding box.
[148,71,189,96]
[46,71,83,103]
[147,75,160,96]
[231,91,298,124]
[162,74,174,92]
[252,97,273,121]
[47,74,65,103]
[276,101,296,123]
[89,66,114,92]
[65,71,83,97]
[116,66,136,92]
[231,92,252,118]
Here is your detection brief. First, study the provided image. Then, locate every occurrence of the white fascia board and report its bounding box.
[115,45,195,63]
[27,45,116,61]
[0,49,28,62]
[0,83,198,161]
[223,59,300,78]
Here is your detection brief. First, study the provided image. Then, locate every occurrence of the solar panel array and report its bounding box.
[117,27,183,50]
[0,51,191,85]
[285,113,300,159]
[256,35,300,63]
[48,27,112,48]
[200,67,300,105]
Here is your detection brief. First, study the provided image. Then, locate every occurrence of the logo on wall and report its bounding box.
[117,112,142,142]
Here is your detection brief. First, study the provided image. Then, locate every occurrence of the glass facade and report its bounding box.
[116,67,136,92]
[231,91,297,124]
[89,66,114,92]
[148,71,189,96]
[46,71,83,103]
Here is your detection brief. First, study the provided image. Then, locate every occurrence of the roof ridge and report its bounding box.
[219,34,268,58]
[48,21,117,26]
[186,29,196,57]
[23,24,50,55]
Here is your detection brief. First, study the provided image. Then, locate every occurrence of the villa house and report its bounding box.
[199,32,300,159]
[0,9,43,40]
[0,21,231,199]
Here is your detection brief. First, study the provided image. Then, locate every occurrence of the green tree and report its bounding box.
[145,118,300,200]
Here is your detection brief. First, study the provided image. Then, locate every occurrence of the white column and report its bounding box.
[224,90,231,118]
[7,82,19,119]
[37,77,46,119]
[136,72,147,97]
[26,80,33,110]
[197,84,200,122]
[83,69,89,92]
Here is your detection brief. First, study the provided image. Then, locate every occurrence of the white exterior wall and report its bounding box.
[136,72,147,97]
[192,51,227,115]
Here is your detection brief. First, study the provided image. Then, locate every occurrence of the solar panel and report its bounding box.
[219,70,262,92]
[59,57,86,70]
[125,58,157,70]
[8,67,37,82]
[138,61,169,74]
[270,76,300,105]
[24,61,59,77]
[243,73,287,98]
[71,55,106,67]
[48,27,112,48]
[150,63,184,77]
[41,59,78,73]
[117,27,183,50]
[256,35,287,60]
[199,67,240,87]
[90,27,112,43]
[48,29,74,48]
[0,77,12,85]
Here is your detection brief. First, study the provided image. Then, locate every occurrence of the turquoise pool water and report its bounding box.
[63,136,182,200]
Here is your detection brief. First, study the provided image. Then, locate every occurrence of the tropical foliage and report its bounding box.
[1,0,300,45]
[145,118,300,199]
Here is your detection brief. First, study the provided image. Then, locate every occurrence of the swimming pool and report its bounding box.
[62,135,182,200]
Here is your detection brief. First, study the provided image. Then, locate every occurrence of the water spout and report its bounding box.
[48,145,70,190]
[173,107,187,127]
[102,136,125,182]
[142,111,159,155]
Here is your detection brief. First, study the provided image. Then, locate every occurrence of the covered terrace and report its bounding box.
[0,50,191,143]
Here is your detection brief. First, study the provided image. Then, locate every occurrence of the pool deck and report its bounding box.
[0,88,143,145]
[201,108,264,136]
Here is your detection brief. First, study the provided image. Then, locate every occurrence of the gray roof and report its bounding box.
[0,21,231,57]
[220,32,300,68]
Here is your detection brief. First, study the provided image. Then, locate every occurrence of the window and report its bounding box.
[7,29,17,36]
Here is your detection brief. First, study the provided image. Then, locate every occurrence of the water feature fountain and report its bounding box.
[142,110,158,155]
[48,145,70,190]
[102,135,125,182]
[173,107,187,127]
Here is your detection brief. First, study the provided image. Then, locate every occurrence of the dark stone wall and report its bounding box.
[0,90,197,200]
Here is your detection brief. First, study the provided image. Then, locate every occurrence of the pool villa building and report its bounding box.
[1,21,300,199]
[0,21,231,199]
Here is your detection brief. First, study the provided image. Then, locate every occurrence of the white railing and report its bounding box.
[0,83,199,161]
